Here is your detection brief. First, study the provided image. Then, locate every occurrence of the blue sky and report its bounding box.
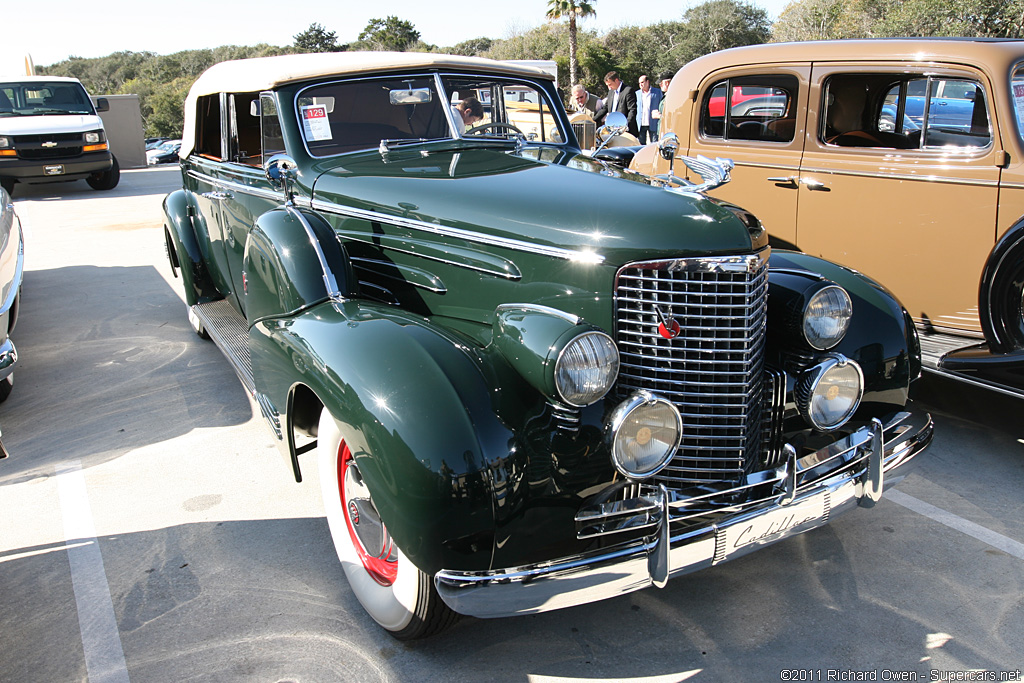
[4,0,792,68]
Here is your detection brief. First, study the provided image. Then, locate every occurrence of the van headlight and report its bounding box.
[804,285,852,350]
[796,354,864,431]
[555,331,619,406]
[607,391,682,479]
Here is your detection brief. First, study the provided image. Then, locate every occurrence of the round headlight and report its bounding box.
[607,391,682,479]
[796,355,864,431]
[554,331,619,406]
[803,285,852,350]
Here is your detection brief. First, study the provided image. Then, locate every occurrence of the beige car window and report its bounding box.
[700,75,798,143]
[824,73,990,150]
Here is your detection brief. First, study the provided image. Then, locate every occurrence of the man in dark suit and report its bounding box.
[595,71,638,137]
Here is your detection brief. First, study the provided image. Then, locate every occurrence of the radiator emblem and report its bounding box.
[654,305,681,339]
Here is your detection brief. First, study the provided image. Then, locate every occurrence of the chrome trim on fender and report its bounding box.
[435,410,932,618]
[284,205,343,301]
[494,303,581,325]
[309,199,605,264]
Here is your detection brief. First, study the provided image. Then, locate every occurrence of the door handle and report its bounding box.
[767,176,799,188]
[801,178,829,191]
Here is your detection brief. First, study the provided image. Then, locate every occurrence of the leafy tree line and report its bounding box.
[38,0,1024,138]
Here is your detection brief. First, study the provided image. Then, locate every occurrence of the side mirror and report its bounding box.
[94,98,109,113]
[599,111,628,139]
[659,133,679,161]
[264,153,298,204]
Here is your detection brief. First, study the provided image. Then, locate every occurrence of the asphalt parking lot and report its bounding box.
[1,167,1022,683]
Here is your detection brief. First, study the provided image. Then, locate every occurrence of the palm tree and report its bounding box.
[546,0,597,88]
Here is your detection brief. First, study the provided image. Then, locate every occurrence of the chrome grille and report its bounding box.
[614,253,769,486]
[572,121,595,149]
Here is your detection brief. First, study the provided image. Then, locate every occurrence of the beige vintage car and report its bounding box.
[632,39,1024,396]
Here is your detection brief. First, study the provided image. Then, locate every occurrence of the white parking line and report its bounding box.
[887,489,1024,560]
[56,461,131,683]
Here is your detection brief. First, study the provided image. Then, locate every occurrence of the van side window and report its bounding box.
[824,74,990,150]
[700,75,798,143]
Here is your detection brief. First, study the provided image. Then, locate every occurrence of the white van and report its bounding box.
[0,76,119,195]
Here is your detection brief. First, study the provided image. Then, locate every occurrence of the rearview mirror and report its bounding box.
[390,88,433,105]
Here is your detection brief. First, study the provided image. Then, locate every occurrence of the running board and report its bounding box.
[918,330,1024,399]
[191,300,283,436]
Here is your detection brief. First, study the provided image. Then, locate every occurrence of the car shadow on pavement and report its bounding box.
[0,263,252,485]
[1,513,1017,683]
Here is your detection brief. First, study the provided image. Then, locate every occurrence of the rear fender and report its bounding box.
[162,189,219,305]
[250,300,510,574]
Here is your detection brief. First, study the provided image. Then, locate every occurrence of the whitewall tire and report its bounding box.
[317,408,456,639]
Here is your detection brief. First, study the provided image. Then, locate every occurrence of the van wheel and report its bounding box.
[317,408,457,640]
[87,156,119,191]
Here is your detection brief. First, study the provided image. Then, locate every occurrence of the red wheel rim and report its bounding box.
[338,442,397,586]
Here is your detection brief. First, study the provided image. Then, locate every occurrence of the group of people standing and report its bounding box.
[570,71,673,145]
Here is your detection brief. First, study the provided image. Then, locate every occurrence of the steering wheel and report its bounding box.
[464,122,525,137]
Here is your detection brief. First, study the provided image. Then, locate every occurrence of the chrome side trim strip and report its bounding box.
[495,303,581,325]
[187,169,282,202]
[799,166,1000,188]
[310,199,605,264]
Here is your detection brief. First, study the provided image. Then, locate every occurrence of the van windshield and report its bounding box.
[0,81,96,116]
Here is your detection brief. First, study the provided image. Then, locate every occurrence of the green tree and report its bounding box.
[545,0,597,88]
[771,0,848,41]
[679,0,770,58]
[447,37,493,56]
[293,22,344,53]
[357,16,421,51]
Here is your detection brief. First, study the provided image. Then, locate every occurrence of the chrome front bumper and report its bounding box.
[435,410,933,618]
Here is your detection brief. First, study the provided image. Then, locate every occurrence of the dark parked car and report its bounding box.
[163,52,933,639]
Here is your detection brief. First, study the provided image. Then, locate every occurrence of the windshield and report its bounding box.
[295,74,566,157]
[0,81,96,116]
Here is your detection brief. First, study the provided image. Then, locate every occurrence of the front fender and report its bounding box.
[251,299,510,575]
[162,189,219,305]
[769,250,919,406]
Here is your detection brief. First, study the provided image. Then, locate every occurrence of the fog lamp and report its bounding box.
[803,285,852,350]
[796,355,864,431]
[555,331,619,406]
[607,391,682,479]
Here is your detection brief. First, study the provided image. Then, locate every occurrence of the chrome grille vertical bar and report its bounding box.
[614,252,769,486]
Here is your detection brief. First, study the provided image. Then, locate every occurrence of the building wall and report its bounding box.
[93,95,146,169]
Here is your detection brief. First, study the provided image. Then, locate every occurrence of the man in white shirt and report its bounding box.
[636,74,664,144]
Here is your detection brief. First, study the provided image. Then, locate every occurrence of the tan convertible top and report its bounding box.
[181,52,554,159]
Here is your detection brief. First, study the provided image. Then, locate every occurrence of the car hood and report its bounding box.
[0,114,103,135]
[309,146,757,268]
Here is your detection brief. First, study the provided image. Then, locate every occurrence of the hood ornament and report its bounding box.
[653,134,733,194]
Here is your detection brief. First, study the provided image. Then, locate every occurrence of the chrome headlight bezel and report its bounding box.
[554,330,620,407]
[796,354,864,431]
[803,285,853,350]
[606,390,683,480]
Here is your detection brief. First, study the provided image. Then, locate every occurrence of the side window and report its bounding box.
[259,93,286,165]
[824,73,989,150]
[193,94,223,160]
[225,92,262,166]
[700,75,798,143]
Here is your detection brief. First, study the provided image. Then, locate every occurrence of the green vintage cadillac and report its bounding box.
[163,52,933,639]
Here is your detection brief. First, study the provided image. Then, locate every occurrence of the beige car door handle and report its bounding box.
[800,178,829,191]
[767,176,799,188]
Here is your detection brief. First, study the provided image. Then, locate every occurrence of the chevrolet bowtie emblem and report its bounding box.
[654,305,681,339]
[42,141,58,148]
